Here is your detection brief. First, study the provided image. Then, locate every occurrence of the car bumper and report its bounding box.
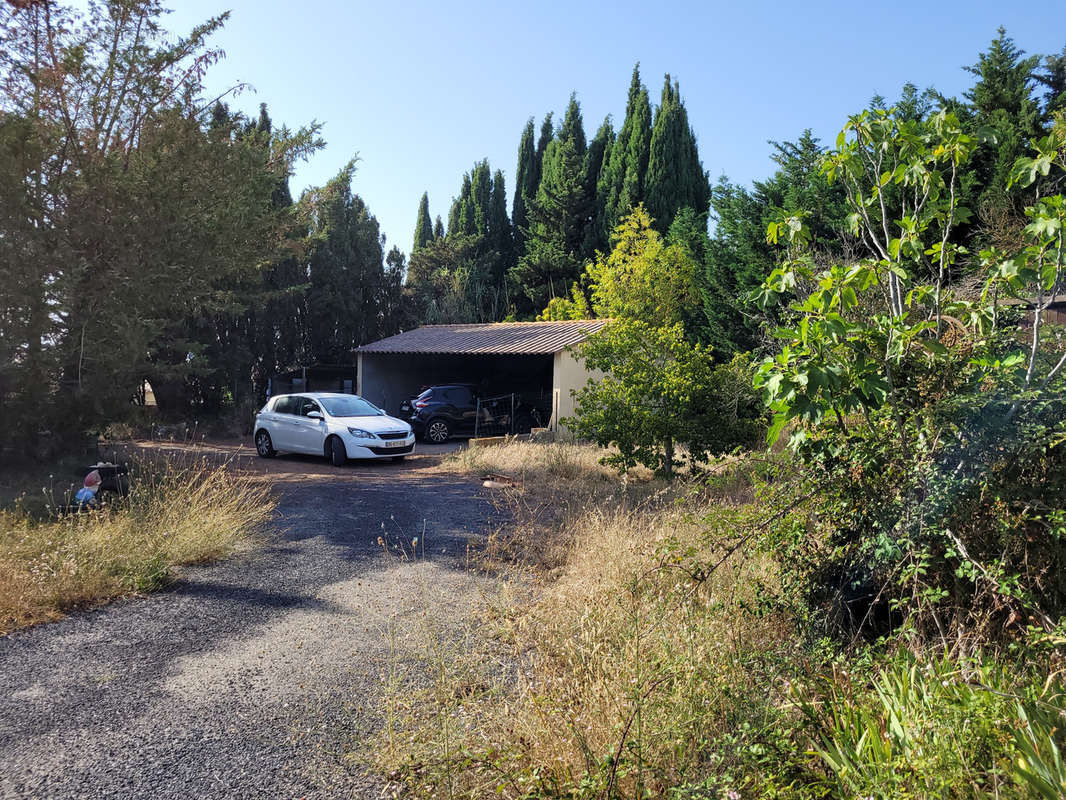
[343,436,415,458]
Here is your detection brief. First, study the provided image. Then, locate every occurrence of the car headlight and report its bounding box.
[347,427,375,439]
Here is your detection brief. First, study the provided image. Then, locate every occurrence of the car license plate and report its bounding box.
[385,439,404,448]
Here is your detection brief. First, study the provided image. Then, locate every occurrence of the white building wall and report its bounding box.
[552,346,603,435]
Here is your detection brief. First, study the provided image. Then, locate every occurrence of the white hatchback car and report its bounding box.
[254,392,415,465]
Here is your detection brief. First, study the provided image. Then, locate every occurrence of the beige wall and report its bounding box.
[552,345,604,435]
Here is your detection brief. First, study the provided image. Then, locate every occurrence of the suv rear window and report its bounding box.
[446,387,472,405]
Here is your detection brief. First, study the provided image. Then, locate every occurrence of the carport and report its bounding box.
[355,320,608,431]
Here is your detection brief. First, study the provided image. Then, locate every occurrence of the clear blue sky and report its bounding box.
[162,0,1063,255]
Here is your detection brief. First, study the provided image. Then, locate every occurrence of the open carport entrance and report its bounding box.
[357,352,553,418]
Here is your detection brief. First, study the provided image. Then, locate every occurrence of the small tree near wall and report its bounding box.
[566,320,763,477]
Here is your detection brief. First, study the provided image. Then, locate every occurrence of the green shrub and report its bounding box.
[795,650,1066,799]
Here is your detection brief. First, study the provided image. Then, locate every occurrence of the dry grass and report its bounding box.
[377,441,798,798]
[0,460,274,633]
[441,439,629,495]
[377,442,1066,798]
[442,440,666,574]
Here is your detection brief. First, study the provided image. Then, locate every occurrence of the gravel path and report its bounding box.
[0,455,498,799]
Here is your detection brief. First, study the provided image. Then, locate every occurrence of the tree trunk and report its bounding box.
[662,435,674,479]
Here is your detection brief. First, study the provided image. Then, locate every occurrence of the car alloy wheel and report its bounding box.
[426,420,450,444]
[255,430,274,457]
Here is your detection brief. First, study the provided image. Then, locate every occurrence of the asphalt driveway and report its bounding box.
[0,451,497,799]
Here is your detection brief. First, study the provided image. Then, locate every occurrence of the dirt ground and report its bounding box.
[0,439,502,799]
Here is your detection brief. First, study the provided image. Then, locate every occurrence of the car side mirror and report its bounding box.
[307,411,323,420]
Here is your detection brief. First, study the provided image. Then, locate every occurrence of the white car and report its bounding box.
[253,392,415,465]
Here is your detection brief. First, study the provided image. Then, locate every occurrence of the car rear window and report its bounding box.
[274,396,298,414]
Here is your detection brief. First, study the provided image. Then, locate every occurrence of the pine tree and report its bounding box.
[413,191,434,252]
[644,75,710,232]
[964,28,1042,216]
[1037,46,1066,118]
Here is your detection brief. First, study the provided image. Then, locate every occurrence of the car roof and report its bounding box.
[272,392,366,399]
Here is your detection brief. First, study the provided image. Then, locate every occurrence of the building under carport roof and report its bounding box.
[355,319,608,431]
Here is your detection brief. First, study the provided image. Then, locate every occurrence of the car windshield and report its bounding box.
[318,395,384,417]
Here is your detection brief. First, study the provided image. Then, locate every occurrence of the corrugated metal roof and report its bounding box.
[357,320,609,355]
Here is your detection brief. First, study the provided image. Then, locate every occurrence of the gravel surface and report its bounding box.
[0,453,498,799]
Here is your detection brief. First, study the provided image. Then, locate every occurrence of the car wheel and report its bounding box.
[425,418,451,444]
[327,436,347,466]
[255,430,275,457]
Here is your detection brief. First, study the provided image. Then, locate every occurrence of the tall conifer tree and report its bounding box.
[490,169,513,279]
[645,75,710,231]
[585,116,615,256]
[599,65,652,239]
[963,28,1042,216]
[512,99,590,311]
[513,119,537,255]
[470,160,493,236]
[558,93,587,158]
[413,191,434,252]
[533,113,554,191]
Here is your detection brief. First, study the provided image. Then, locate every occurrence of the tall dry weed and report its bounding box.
[0,459,274,633]
[377,443,801,797]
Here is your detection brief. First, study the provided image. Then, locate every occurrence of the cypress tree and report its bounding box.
[512,101,589,312]
[585,116,615,256]
[306,165,387,361]
[447,199,460,237]
[645,75,710,232]
[533,113,554,191]
[413,191,434,252]
[558,93,587,159]
[433,215,445,239]
[455,173,475,235]
[470,159,493,237]
[513,118,537,254]
[490,168,513,279]
[599,65,652,238]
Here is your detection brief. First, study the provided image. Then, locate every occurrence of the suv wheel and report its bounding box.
[426,419,451,444]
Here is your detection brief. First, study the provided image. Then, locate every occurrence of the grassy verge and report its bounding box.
[0,459,274,633]
[375,441,1066,799]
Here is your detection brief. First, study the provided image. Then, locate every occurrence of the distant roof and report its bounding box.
[357,320,609,355]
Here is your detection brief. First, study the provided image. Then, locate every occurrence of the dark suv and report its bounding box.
[400,384,547,444]
[401,384,480,444]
